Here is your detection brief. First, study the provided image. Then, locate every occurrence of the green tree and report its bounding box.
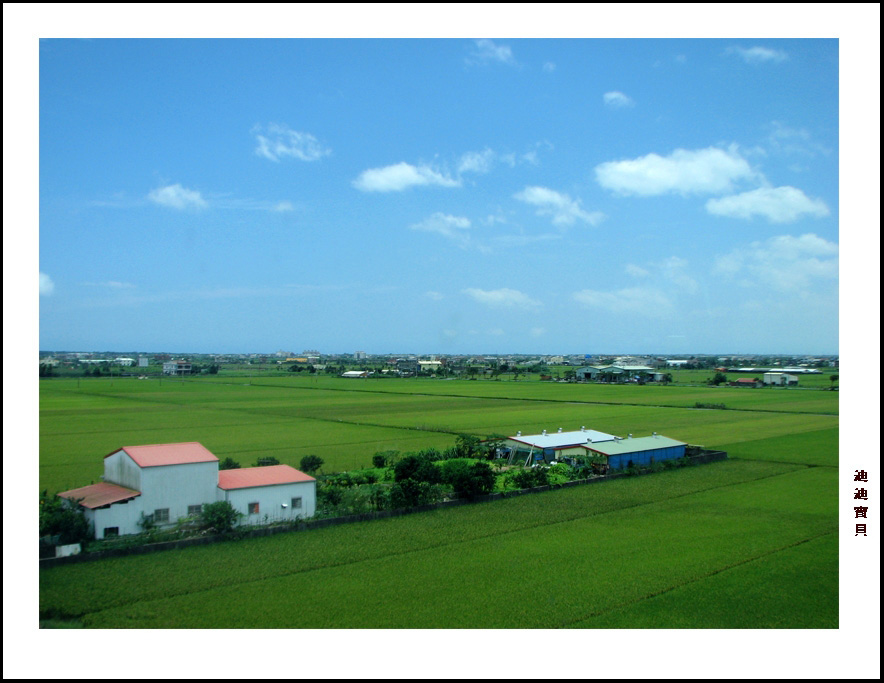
[39,492,93,544]
[710,372,728,386]
[455,434,482,459]
[299,455,324,474]
[829,374,839,390]
[394,454,442,484]
[219,457,241,470]
[441,460,496,498]
[254,456,281,467]
[199,501,242,533]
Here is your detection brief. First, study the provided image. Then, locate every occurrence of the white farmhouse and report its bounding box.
[58,442,316,539]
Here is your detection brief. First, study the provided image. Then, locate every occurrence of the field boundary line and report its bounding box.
[557,529,838,628]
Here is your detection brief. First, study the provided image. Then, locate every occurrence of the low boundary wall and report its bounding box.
[40,450,726,568]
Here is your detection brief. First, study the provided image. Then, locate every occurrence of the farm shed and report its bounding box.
[584,434,686,470]
[504,427,616,465]
[58,442,316,539]
[763,372,799,386]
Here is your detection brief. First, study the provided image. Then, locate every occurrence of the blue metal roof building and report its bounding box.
[584,434,686,469]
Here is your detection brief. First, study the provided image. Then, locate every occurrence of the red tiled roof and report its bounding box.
[106,442,220,468]
[58,482,141,509]
[218,465,315,490]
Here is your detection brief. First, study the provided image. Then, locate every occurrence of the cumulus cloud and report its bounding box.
[353,162,460,192]
[727,46,788,64]
[40,272,55,296]
[572,286,674,318]
[706,186,830,223]
[148,184,208,210]
[468,39,516,66]
[514,186,604,226]
[463,287,540,309]
[603,91,635,108]
[252,123,330,162]
[714,233,838,291]
[595,145,758,196]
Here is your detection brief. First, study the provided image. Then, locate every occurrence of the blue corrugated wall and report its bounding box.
[607,444,685,470]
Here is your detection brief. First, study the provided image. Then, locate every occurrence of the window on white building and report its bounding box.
[104,527,119,538]
[187,504,203,516]
[154,508,170,523]
[291,497,302,509]
[248,502,259,515]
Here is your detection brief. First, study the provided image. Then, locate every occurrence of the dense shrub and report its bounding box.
[219,457,241,470]
[199,501,242,533]
[299,455,324,474]
[441,460,496,498]
[509,467,550,489]
[39,491,92,544]
[394,454,442,484]
[390,479,441,509]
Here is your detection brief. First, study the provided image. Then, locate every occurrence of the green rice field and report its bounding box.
[39,375,839,629]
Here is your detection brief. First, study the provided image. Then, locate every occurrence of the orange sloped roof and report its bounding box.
[58,482,141,509]
[218,465,315,490]
[108,442,219,468]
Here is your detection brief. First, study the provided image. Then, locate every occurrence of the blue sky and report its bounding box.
[34,30,847,355]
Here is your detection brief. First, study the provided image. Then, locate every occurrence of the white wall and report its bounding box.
[103,450,143,491]
[139,461,220,526]
[87,496,145,537]
[219,481,316,524]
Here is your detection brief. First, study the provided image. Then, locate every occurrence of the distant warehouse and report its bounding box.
[584,434,686,470]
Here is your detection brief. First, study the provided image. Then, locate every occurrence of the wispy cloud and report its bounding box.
[625,264,650,278]
[467,39,516,66]
[542,62,556,73]
[353,162,460,192]
[148,183,208,210]
[425,291,444,301]
[252,123,330,162]
[514,186,604,227]
[727,46,788,65]
[765,121,832,158]
[706,186,830,223]
[463,287,540,309]
[458,149,495,175]
[595,145,759,196]
[81,281,136,289]
[40,272,55,296]
[714,233,838,292]
[572,286,674,318]
[410,213,472,247]
[603,91,635,109]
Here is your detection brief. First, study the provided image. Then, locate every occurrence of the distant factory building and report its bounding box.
[584,433,687,470]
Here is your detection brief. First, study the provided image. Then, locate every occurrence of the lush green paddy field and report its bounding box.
[39,375,839,628]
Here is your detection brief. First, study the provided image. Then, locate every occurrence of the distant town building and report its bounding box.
[138,356,149,367]
[763,372,799,386]
[163,360,192,375]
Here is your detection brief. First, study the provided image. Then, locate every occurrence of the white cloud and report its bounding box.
[458,149,495,175]
[766,121,831,158]
[727,46,788,64]
[252,123,330,162]
[148,183,208,210]
[39,272,55,296]
[468,39,516,66]
[530,327,546,337]
[543,62,556,73]
[625,264,650,278]
[353,162,460,192]
[713,233,838,292]
[595,145,758,196]
[572,286,673,318]
[603,91,635,108]
[463,287,540,309]
[425,291,444,301]
[273,201,295,212]
[706,186,830,223]
[514,186,604,226]
[410,213,472,247]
